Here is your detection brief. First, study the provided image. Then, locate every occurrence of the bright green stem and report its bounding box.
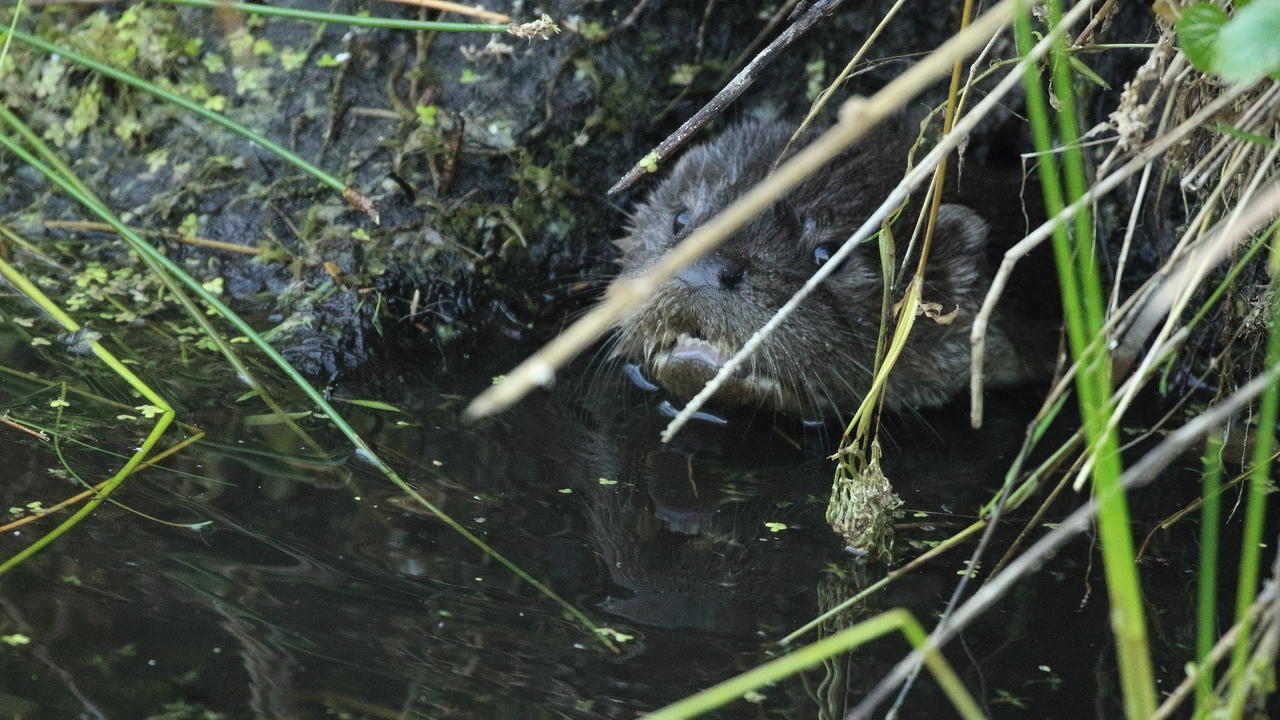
[1016,2,1155,717]
[1046,3,1104,334]
[783,396,1073,648]
[0,133,614,653]
[158,0,508,31]
[0,256,176,576]
[1185,225,1272,332]
[779,575,893,646]
[2,27,346,194]
[646,608,983,720]
[1225,252,1280,714]
[0,0,21,70]
[1195,433,1223,719]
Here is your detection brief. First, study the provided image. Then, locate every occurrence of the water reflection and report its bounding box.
[0,333,1200,718]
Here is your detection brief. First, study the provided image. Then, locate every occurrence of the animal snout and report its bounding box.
[676,252,746,291]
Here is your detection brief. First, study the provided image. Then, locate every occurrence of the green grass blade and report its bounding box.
[157,0,508,32]
[1195,433,1224,718]
[1016,1,1155,716]
[0,27,373,213]
[647,608,984,720]
[0,105,328,455]
[0,0,21,70]
[0,256,176,576]
[0,131,615,652]
[1225,247,1280,714]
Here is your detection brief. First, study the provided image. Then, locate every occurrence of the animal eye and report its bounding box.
[813,242,842,267]
[672,208,692,236]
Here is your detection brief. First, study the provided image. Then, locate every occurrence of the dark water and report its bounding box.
[0,321,1214,719]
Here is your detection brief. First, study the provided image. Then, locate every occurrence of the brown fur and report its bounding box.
[609,121,1045,417]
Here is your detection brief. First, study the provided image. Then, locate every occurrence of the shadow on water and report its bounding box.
[0,324,1219,719]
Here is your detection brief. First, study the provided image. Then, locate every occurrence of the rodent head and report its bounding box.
[609,121,1001,417]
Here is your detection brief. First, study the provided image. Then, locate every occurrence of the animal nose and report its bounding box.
[676,252,746,291]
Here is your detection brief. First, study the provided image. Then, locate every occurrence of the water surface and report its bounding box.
[0,323,1207,718]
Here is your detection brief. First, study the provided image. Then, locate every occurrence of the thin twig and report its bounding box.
[606,0,847,196]
[1182,84,1280,191]
[1115,164,1280,374]
[1151,563,1275,719]
[0,413,49,441]
[780,0,910,162]
[969,80,1256,426]
[1072,0,1118,46]
[846,359,1280,720]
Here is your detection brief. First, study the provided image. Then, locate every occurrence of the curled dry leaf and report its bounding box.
[919,300,960,325]
[892,297,960,325]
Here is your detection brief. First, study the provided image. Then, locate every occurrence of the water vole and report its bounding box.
[608,121,1046,417]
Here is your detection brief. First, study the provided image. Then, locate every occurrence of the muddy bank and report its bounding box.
[2,0,1063,378]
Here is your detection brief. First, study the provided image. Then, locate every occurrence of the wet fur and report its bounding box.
[609,121,1039,417]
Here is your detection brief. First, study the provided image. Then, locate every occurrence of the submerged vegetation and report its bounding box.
[2,0,1279,718]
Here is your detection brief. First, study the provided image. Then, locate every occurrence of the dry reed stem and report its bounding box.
[374,0,509,24]
[1151,578,1275,719]
[1062,133,1279,488]
[1111,114,1268,353]
[1183,84,1280,190]
[43,220,261,255]
[969,80,1256,426]
[1105,43,1183,312]
[1108,151,1160,314]
[848,359,1280,719]
[781,0,910,160]
[465,0,1024,422]
[661,0,1096,441]
[1075,179,1280,486]
[608,0,847,196]
[1064,138,1280,486]
[1119,152,1280,373]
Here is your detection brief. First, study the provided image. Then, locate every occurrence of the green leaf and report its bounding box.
[1216,0,1280,83]
[334,398,403,413]
[1176,3,1228,73]
[1210,122,1276,146]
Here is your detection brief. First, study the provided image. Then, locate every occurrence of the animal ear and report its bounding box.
[772,200,804,240]
[924,204,989,304]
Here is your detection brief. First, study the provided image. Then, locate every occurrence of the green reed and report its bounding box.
[1195,433,1223,717]
[1225,231,1280,715]
[1015,1,1155,717]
